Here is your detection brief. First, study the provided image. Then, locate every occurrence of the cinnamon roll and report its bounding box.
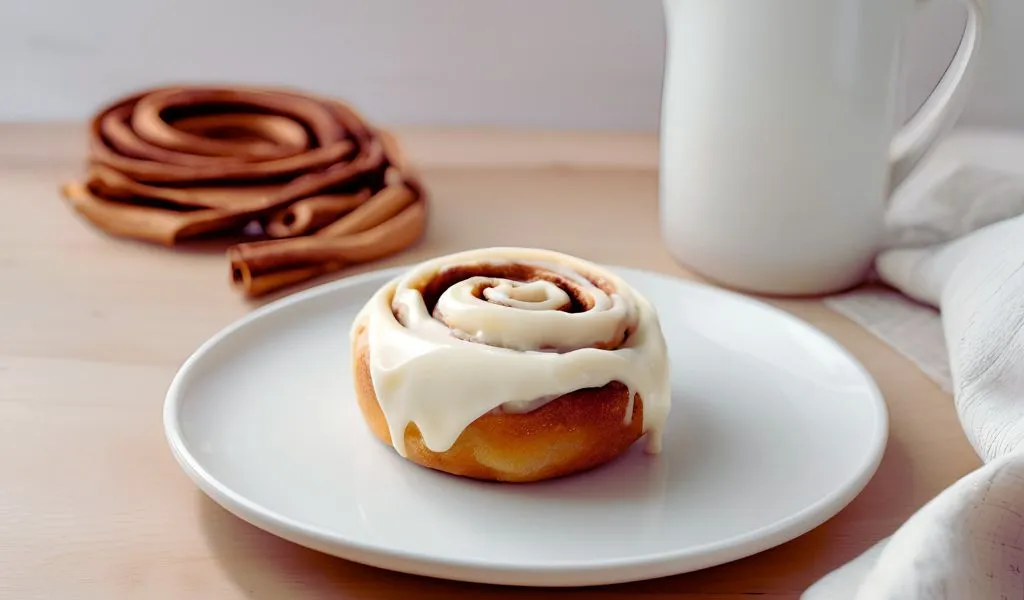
[350,247,671,483]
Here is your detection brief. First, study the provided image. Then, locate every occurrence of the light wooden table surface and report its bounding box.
[0,124,984,599]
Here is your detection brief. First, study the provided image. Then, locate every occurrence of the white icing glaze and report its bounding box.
[352,247,672,457]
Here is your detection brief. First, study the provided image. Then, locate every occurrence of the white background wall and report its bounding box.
[3,0,1022,130]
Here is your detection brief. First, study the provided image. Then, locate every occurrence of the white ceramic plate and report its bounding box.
[164,266,887,587]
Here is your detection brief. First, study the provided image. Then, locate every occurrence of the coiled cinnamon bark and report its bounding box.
[60,85,427,298]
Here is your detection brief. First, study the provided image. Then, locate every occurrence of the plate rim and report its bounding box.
[163,263,889,586]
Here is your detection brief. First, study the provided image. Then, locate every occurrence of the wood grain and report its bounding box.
[0,124,981,600]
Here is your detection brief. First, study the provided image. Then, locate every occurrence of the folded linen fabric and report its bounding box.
[806,159,1024,598]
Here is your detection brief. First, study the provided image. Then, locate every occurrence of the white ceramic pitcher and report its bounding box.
[659,0,983,295]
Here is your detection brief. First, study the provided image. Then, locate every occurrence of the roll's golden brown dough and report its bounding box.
[351,321,645,483]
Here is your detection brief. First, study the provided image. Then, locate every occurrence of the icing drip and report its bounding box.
[352,247,672,457]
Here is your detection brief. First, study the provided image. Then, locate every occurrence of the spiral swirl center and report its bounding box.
[482,280,570,311]
[393,262,636,353]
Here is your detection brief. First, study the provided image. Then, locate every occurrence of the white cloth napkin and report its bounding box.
[803,156,1024,598]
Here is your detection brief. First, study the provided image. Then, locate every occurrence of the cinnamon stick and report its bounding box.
[60,84,427,296]
[229,200,428,297]
[265,192,370,238]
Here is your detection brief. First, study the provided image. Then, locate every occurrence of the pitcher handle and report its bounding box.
[889,0,984,192]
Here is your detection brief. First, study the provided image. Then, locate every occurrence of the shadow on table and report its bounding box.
[198,433,916,599]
